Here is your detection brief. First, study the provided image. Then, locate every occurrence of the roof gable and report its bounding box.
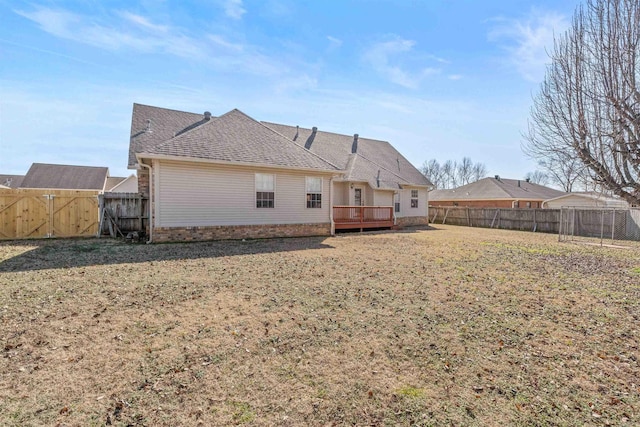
[20,163,109,190]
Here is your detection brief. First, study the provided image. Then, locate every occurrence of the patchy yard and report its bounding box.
[1,225,639,426]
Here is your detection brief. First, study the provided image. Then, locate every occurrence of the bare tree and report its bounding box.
[472,162,488,182]
[524,170,551,186]
[421,158,488,189]
[536,153,586,192]
[523,0,640,205]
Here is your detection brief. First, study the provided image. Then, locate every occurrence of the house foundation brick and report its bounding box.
[396,216,429,227]
[153,223,331,242]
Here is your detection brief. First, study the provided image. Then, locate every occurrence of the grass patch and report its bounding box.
[1,225,639,426]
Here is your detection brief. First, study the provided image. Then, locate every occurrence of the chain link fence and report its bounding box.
[559,207,640,246]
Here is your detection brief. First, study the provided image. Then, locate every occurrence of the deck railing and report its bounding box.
[333,206,395,230]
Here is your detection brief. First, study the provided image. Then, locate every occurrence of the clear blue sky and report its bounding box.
[0,0,581,179]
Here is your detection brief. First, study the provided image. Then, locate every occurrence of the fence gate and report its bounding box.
[0,189,99,240]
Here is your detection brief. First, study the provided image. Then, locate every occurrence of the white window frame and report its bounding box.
[305,176,322,208]
[411,189,419,208]
[255,173,275,208]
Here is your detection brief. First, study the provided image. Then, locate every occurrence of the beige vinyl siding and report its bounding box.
[373,190,393,207]
[155,160,331,227]
[333,182,349,205]
[397,187,428,218]
[365,186,374,206]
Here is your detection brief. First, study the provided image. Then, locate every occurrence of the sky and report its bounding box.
[0,0,582,179]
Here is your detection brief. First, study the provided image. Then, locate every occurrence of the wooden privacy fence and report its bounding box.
[98,192,148,237]
[429,206,561,233]
[0,189,100,240]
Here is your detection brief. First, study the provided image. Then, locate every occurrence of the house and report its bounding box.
[542,192,629,209]
[429,176,566,208]
[0,174,25,188]
[129,103,432,242]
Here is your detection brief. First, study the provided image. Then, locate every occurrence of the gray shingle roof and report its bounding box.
[142,109,340,171]
[262,122,431,188]
[0,175,25,188]
[429,177,566,201]
[20,163,109,190]
[129,104,431,186]
[129,103,205,168]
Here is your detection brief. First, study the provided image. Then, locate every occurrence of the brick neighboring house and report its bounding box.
[128,103,432,242]
[429,176,566,209]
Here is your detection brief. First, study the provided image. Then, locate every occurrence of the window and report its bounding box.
[256,173,274,208]
[411,189,419,208]
[394,193,400,213]
[526,201,531,208]
[306,177,322,208]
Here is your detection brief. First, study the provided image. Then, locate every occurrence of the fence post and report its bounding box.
[612,209,616,241]
[600,209,605,246]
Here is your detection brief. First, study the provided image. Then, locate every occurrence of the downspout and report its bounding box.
[393,190,398,225]
[329,176,335,235]
[139,162,153,243]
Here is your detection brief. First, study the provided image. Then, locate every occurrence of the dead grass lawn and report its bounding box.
[1,225,639,426]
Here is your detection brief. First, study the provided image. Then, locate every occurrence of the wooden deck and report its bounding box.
[333,206,395,230]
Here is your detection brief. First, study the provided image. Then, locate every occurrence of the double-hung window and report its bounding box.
[410,189,419,208]
[306,177,322,208]
[256,173,275,208]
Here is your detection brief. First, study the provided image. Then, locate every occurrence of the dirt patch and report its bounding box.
[1,225,639,426]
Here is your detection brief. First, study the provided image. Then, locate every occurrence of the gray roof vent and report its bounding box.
[351,134,359,154]
[293,125,299,141]
[494,175,500,180]
[204,111,212,121]
[146,119,152,133]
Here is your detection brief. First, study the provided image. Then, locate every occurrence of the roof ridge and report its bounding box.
[485,177,514,198]
[261,121,389,144]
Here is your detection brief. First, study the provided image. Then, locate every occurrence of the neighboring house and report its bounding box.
[429,176,566,208]
[129,103,432,242]
[542,192,629,209]
[19,163,110,191]
[105,174,138,193]
[0,174,25,188]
